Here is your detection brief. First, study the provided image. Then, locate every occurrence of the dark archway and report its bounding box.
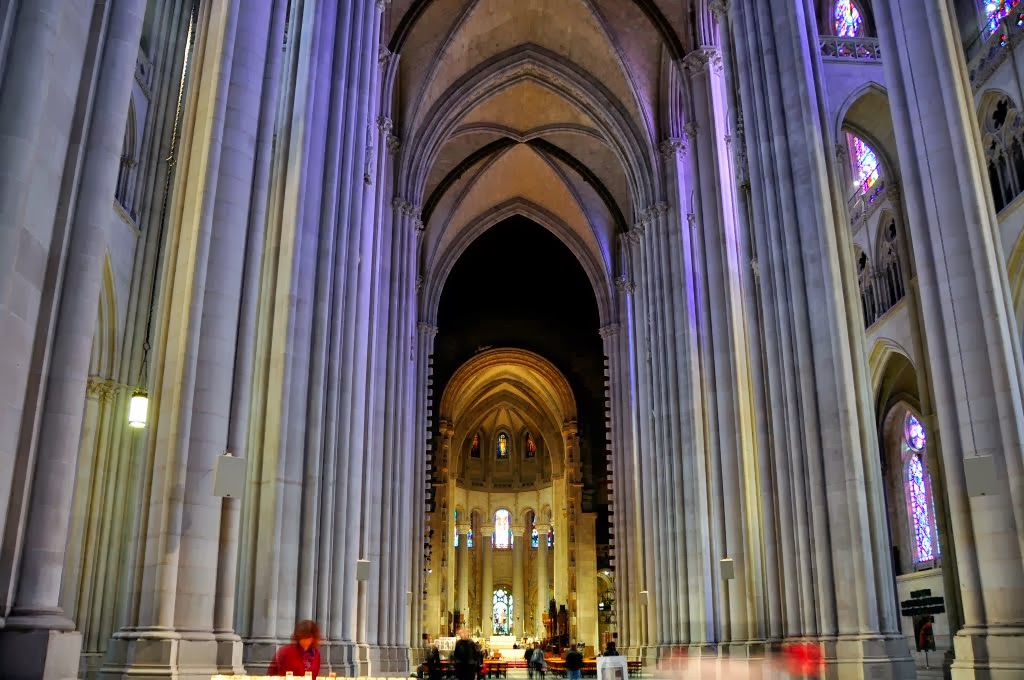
[433,216,609,541]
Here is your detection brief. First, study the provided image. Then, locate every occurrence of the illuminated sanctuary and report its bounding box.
[0,1,1022,679]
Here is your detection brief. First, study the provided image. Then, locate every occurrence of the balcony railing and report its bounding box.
[847,179,889,231]
[967,14,1024,91]
[819,36,881,62]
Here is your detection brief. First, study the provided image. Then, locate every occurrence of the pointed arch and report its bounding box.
[421,198,614,325]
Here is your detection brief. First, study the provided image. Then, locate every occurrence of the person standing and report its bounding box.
[531,644,546,679]
[453,628,478,680]
[267,620,322,677]
[525,643,535,680]
[565,643,583,680]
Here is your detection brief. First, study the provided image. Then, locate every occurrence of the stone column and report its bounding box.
[535,523,550,638]
[724,0,910,675]
[457,524,471,629]
[872,3,1024,677]
[512,524,525,639]
[481,527,494,637]
[0,2,145,673]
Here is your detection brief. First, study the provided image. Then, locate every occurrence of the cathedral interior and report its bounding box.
[0,0,1023,679]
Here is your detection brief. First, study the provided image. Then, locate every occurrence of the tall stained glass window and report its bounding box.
[493,589,513,635]
[525,433,537,458]
[470,433,481,459]
[454,510,460,547]
[494,509,513,549]
[847,133,881,195]
[987,0,1022,34]
[530,512,539,548]
[547,526,555,548]
[904,414,938,564]
[833,0,863,37]
[496,433,509,459]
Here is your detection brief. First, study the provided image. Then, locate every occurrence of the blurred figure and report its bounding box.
[427,645,443,680]
[267,619,322,678]
[531,643,547,679]
[453,629,478,680]
[525,642,535,680]
[565,642,583,680]
[602,640,619,657]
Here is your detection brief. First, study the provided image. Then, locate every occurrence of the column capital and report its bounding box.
[598,323,620,339]
[614,275,636,295]
[535,523,551,533]
[682,47,723,75]
[480,526,495,538]
[511,524,525,534]
[709,0,729,19]
[439,420,455,438]
[562,420,579,438]
[418,321,438,338]
[659,137,687,160]
[378,45,394,70]
[456,523,471,534]
[86,376,119,402]
[387,133,401,156]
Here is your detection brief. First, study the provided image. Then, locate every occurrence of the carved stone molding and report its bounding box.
[86,376,120,403]
[416,275,424,292]
[378,45,393,70]
[750,257,761,279]
[377,116,393,134]
[683,47,723,75]
[386,134,401,155]
[709,0,729,19]
[659,137,687,160]
[686,213,697,229]
[614,275,636,295]
[684,121,700,141]
[598,323,621,339]
[417,321,438,338]
[376,0,392,12]
[392,197,422,221]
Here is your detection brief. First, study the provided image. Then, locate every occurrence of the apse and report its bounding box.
[433,216,609,539]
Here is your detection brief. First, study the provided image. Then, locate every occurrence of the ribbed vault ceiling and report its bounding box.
[386,0,694,319]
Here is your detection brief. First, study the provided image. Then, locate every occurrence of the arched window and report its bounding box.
[492,588,513,635]
[470,433,481,459]
[833,0,864,37]
[548,526,555,548]
[494,509,513,549]
[981,95,1024,212]
[529,513,554,548]
[846,133,881,197]
[496,433,509,459]
[525,433,537,459]
[454,509,460,547]
[986,0,1022,34]
[857,251,879,327]
[878,220,906,314]
[904,414,940,565]
[115,99,139,218]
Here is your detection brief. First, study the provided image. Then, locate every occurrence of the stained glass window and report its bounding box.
[987,0,1022,34]
[833,0,863,37]
[494,510,512,549]
[531,527,539,548]
[493,589,513,635]
[470,433,480,459]
[454,510,460,547]
[526,433,537,459]
[496,433,509,459]
[904,414,939,564]
[468,527,474,549]
[847,133,880,195]
[907,455,934,563]
[548,527,554,548]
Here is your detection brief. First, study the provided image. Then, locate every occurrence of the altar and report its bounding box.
[488,635,521,660]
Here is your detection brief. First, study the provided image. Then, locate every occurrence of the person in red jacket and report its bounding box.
[268,619,322,677]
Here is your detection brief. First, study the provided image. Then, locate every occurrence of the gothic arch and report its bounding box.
[399,45,656,206]
[868,337,915,397]
[90,255,119,378]
[421,197,615,325]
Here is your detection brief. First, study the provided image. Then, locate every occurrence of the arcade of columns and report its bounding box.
[0,0,1020,679]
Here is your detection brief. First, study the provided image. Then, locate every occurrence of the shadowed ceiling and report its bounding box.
[384,0,697,316]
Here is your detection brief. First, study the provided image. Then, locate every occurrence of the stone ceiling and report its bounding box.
[384,0,695,322]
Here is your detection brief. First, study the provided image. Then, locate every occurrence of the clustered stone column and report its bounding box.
[480,528,495,635]
[512,524,525,639]
[457,524,471,628]
[872,2,1024,676]
[535,523,550,638]
[0,1,146,674]
[718,0,910,675]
